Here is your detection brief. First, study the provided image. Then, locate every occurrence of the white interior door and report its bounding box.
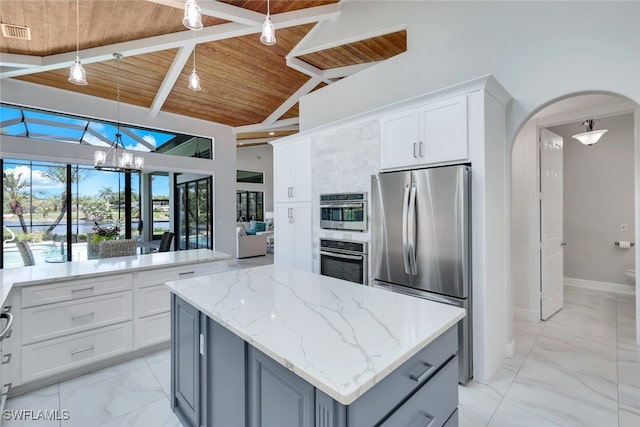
[540,128,564,320]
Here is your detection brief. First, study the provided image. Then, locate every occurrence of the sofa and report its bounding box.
[236,222,267,258]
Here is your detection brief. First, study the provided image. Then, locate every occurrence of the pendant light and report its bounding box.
[572,119,608,146]
[68,0,87,85]
[183,0,203,31]
[94,53,144,172]
[260,0,276,45]
[188,45,201,91]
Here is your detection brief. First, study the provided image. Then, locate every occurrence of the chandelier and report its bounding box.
[93,53,144,172]
[572,119,608,146]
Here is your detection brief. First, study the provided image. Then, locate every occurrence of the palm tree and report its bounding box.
[3,171,29,233]
[41,167,85,234]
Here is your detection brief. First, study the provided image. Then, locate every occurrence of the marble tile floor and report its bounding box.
[459,286,639,427]
[4,283,636,426]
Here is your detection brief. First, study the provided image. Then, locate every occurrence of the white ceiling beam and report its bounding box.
[286,56,333,85]
[262,77,322,127]
[147,0,264,26]
[0,22,254,79]
[0,53,42,68]
[323,62,381,79]
[149,44,195,117]
[235,118,299,134]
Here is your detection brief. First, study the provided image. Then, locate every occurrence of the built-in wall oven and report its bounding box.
[319,239,368,285]
[320,193,367,232]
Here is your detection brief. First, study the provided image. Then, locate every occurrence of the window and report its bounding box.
[236,191,264,222]
[237,170,264,184]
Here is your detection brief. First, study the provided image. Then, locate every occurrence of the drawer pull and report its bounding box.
[178,271,195,277]
[409,412,435,427]
[71,312,95,320]
[1,382,12,397]
[71,286,95,294]
[71,345,95,356]
[2,352,11,365]
[2,304,12,313]
[409,361,435,383]
[0,312,14,339]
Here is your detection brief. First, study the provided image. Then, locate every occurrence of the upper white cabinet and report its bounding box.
[274,140,311,203]
[380,94,468,170]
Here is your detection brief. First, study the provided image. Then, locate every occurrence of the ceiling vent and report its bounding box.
[1,24,31,40]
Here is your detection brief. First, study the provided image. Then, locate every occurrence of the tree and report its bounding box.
[40,166,85,234]
[3,171,29,233]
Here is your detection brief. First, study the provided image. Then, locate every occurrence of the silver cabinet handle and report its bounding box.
[289,208,294,224]
[287,187,293,198]
[561,241,567,246]
[0,312,13,340]
[419,141,423,157]
[2,352,11,365]
[1,382,12,397]
[71,312,95,320]
[409,361,435,383]
[413,142,417,158]
[178,271,195,277]
[71,286,95,294]
[71,345,95,356]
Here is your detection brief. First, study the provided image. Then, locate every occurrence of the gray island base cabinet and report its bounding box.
[170,295,459,427]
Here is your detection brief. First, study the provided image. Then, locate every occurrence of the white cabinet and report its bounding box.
[380,94,468,170]
[274,204,312,271]
[274,140,311,203]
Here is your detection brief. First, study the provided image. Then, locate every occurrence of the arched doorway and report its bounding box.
[509,92,639,336]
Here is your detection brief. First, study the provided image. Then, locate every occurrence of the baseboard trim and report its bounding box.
[513,306,540,322]
[505,340,516,358]
[564,277,635,295]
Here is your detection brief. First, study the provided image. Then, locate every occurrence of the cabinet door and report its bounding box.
[380,109,420,170]
[248,347,314,427]
[291,141,311,202]
[206,318,245,427]
[419,94,468,164]
[172,295,201,427]
[274,144,293,203]
[274,205,294,267]
[292,204,312,272]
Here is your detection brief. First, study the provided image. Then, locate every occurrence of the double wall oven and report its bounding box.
[319,239,368,286]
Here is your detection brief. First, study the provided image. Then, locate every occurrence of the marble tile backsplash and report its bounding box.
[310,118,380,273]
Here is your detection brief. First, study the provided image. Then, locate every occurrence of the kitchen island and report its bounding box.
[166,264,465,427]
[0,249,230,399]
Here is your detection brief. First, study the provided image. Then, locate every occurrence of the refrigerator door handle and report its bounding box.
[408,183,418,275]
[402,184,411,274]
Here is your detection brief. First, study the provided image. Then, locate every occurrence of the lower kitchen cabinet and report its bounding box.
[248,346,314,427]
[172,297,459,427]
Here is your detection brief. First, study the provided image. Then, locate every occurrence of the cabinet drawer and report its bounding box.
[136,285,169,318]
[347,326,457,427]
[380,356,458,427]
[22,274,133,308]
[139,262,226,287]
[22,292,132,345]
[136,312,170,348]
[21,322,133,383]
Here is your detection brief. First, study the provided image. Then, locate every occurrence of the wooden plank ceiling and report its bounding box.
[0,1,407,144]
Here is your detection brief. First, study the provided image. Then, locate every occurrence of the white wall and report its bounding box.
[299,0,640,141]
[511,125,541,322]
[0,79,237,256]
[550,114,636,286]
[236,144,274,214]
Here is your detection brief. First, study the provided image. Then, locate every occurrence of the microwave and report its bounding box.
[320,193,367,232]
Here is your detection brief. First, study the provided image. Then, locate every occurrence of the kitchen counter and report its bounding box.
[0,249,230,307]
[166,264,465,406]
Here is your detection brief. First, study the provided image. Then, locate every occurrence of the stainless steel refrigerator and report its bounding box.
[371,164,472,383]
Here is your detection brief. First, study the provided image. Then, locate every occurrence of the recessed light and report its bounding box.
[269,132,275,136]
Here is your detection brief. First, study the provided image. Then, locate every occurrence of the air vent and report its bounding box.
[1,24,31,40]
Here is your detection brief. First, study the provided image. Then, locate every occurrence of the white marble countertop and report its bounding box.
[1,249,231,306]
[165,264,465,405]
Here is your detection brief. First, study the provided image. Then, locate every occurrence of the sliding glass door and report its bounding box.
[176,176,212,250]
